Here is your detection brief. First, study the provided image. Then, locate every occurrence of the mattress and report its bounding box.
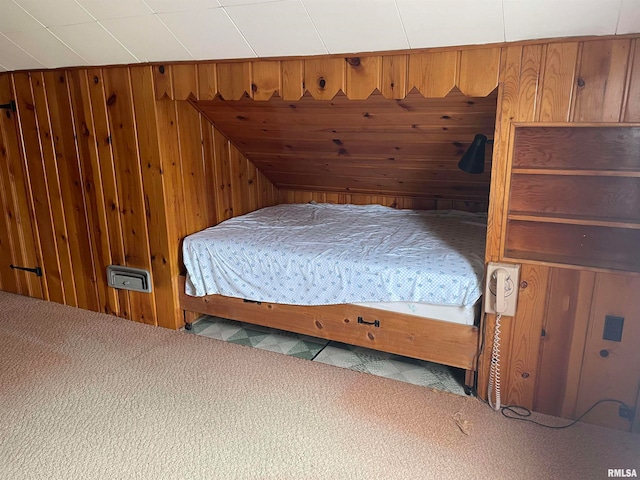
[183,203,486,307]
[353,301,479,326]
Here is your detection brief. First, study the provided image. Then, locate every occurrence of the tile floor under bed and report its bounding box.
[187,316,467,396]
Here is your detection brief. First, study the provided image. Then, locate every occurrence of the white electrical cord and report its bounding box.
[488,313,502,411]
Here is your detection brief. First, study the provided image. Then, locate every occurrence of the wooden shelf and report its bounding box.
[504,125,640,273]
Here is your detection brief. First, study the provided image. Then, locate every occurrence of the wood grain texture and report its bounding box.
[576,273,640,431]
[197,63,217,101]
[179,277,479,370]
[0,75,42,298]
[281,60,304,101]
[624,39,640,122]
[217,63,251,101]
[458,48,501,97]
[345,56,381,100]
[408,51,458,98]
[533,268,595,417]
[172,64,198,101]
[538,42,579,122]
[103,68,158,325]
[501,264,549,409]
[251,61,281,101]
[304,58,345,100]
[381,54,407,99]
[573,39,631,122]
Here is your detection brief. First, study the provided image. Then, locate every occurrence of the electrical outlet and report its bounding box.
[484,263,521,316]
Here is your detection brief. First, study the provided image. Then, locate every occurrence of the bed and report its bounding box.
[179,203,486,393]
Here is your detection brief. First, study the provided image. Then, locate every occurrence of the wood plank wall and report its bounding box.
[0,66,277,329]
[479,36,640,430]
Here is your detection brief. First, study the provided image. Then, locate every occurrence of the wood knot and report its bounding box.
[251,83,257,92]
[521,372,530,379]
[93,76,99,84]
[159,65,165,74]
[343,318,350,324]
[318,77,326,89]
[367,332,375,341]
[106,94,117,106]
[315,320,323,329]
[577,77,585,87]
[520,281,528,289]
[345,57,361,67]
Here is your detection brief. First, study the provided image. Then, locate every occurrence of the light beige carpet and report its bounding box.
[0,291,638,480]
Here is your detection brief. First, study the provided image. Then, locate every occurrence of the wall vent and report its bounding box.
[106,265,152,293]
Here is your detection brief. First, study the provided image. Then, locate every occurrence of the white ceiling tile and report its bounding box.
[225,0,327,57]
[0,0,43,33]
[144,0,221,13]
[100,14,193,62]
[303,0,408,53]
[504,0,621,42]
[13,0,94,27]
[4,28,87,68]
[0,34,45,70]
[158,8,256,60]
[75,0,153,20]
[397,0,504,48]
[219,0,283,5]
[49,22,138,66]
[618,0,640,34]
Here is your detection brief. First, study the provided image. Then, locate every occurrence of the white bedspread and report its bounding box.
[183,203,486,306]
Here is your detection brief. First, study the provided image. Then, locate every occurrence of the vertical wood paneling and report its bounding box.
[458,48,501,97]
[502,264,549,409]
[199,115,220,227]
[172,64,198,101]
[43,71,99,311]
[102,68,157,325]
[130,66,182,329]
[229,145,249,216]
[67,69,121,315]
[13,72,62,303]
[86,68,130,317]
[624,39,640,122]
[538,42,579,122]
[281,60,304,101]
[217,63,251,100]
[515,45,544,122]
[197,63,217,101]
[0,75,42,298]
[576,274,640,431]
[573,39,631,122]
[408,51,458,97]
[345,56,381,100]
[212,127,234,221]
[251,61,281,101]
[381,55,407,99]
[304,58,345,100]
[534,268,595,417]
[176,102,213,234]
[153,65,173,100]
[31,72,78,307]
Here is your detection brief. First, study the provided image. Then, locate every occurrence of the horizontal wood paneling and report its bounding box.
[193,89,497,201]
[505,220,640,272]
[512,126,640,170]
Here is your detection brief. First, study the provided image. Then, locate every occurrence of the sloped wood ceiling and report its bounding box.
[191,88,497,202]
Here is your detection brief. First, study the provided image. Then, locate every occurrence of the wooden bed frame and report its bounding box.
[179,275,480,393]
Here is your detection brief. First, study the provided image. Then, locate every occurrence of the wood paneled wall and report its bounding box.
[479,36,640,430]
[0,66,277,329]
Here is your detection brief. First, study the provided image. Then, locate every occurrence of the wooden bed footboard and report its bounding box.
[179,276,479,372]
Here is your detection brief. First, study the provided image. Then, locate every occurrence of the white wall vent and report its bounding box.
[106,265,152,293]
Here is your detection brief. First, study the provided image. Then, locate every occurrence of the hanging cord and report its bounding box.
[487,313,502,411]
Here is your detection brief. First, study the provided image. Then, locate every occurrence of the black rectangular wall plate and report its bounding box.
[603,315,624,342]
